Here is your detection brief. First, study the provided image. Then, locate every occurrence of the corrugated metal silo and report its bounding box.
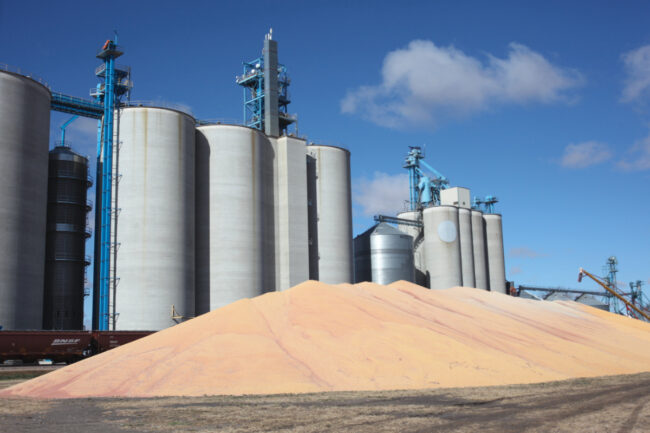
[115,107,195,330]
[353,227,372,283]
[423,206,462,290]
[0,71,50,330]
[397,211,427,287]
[544,292,573,302]
[471,209,489,290]
[484,214,506,294]
[195,124,275,315]
[575,294,609,311]
[458,208,475,287]
[306,145,353,284]
[370,223,414,285]
[43,146,90,330]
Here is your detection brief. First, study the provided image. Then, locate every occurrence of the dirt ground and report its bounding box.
[1,372,649,433]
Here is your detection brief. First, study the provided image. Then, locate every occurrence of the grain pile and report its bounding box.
[2,281,649,399]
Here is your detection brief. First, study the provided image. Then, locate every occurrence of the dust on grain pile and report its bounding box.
[3,281,650,399]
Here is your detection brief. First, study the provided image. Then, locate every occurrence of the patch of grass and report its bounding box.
[0,371,48,381]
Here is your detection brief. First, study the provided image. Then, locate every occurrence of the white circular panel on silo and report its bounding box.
[397,211,426,287]
[458,208,475,288]
[437,220,457,243]
[195,125,274,313]
[423,206,462,290]
[115,107,195,330]
[471,209,489,290]
[0,71,50,330]
[484,213,506,294]
[307,145,353,284]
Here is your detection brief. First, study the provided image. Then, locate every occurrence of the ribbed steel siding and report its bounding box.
[397,211,427,287]
[43,147,90,330]
[115,108,195,330]
[195,125,274,314]
[353,229,372,283]
[370,224,414,285]
[458,208,475,287]
[471,210,489,290]
[0,71,50,330]
[423,206,462,290]
[484,214,506,294]
[306,145,353,284]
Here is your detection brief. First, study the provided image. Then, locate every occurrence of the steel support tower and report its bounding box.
[236,29,295,136]
[403,146,449,211]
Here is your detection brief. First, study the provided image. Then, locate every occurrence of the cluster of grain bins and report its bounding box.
[111,108,353,330]
[0,70,354,331]
[355,187,506,293]
[0,70,93,331]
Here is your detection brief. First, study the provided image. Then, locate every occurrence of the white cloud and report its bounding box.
[509,247,547,259]
[342,40,582,127]
[560,141,612,168]
[353,172,409,217]
[617,133,650,171]
[621,44,650,103]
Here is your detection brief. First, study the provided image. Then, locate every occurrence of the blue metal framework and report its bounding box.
[403,146,449,210]
[236,57,294,133]
[373,214,423,228]
[472,196,499,213]
[92,37,131,331]
[59,115,79,146]
[50,92,103,119]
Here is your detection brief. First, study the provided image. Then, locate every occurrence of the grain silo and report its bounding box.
[575,294,609,311]
[470,209,489,290]
[397,211,427,286]
[370,223,414,285]
[43,146,91,330]
[353,226,372,283]
[306,145,353,284]
[484,214,506,294]
[195,124,275,315]
[273,136,310,291]
[353,223,414,285]
[114,107,195,330]
[457,207,475,287]
[0,71,50,330]
[423,206,462,290]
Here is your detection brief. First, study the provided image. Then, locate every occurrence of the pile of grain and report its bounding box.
[2,281,649,398]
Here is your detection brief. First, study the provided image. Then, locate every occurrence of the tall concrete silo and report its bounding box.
[397,211,427,287]
[423,206,462,290]
[195,124,275,315]
[114,107,195,330]
[273,136,309,291]
[484,214,506,294]
[458,208,475,287]
[306,145,353,284]
[0,71,50,330]
[370,223,414,285]
[471,209,489,290]
[43,146,91,330]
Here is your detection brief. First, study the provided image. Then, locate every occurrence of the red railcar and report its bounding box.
[0,331,154,364]
[91,331,154,353]
[0,331,92,364]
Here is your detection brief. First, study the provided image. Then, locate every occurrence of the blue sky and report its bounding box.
[2,0,648,322]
